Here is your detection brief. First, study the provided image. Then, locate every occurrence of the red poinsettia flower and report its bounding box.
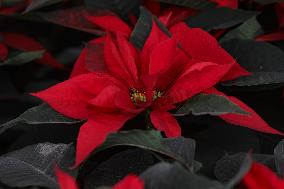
[0,32,63,68]
[241,162,284,189]
[55,168,144,189]
[33,14,282,166]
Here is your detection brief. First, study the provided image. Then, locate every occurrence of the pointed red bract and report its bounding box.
[75,114,132,166]
[1,32,63,68]
[55,168,78,189]
[171,23,250,81]
[32,73,115,119]
[150,111,181,137]
[139,21,170,76]
[166,62,233,104]
[242,162,284,189]
[104,34,138,87]
[204,88,284,135]
[86,14,131,36]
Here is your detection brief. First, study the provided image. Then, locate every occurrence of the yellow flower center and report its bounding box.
[130,88,163,104]
[130,89,147,104]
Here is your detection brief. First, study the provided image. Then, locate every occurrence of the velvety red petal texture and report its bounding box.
[171,23,250,81]
[104,34,138,87]
[75,114,132,166]
[32,73,114,119]
[86,14,131,36]
[141,21,169,73]
[0,32,63,68]
[114,90,144,114]
[149,37,179,75]
[88,85,122,113]
[242,162,284,189]
[148,37,190,90]
[0,43,8,61]
[166,62,232,105]
[204,88,284,135]
[113,174,144,189]
[55,168,78,189]
[150,110,181,137]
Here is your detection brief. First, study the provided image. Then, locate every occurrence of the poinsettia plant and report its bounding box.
[32,7,283,166]
[0,0,283,189]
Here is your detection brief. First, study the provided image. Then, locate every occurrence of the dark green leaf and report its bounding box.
[214,153,275,183]
[84,149,154,188]
[161,137,196,168]
[175,94,248,116]
[186,7,258,31]
[130,7,171,49]
[129,7,153,49]
[141,162,223,189]
[95,129,192,169]
[155,0,215,9]
[0,143,74,189]
[24,0,63,13]
[84,0,139,18]
[222,39,284,86]
[224,154,252,189]
[0,104,81,135]
[274,139,284,176]
[0,51,44,66]
[220,17,263,42]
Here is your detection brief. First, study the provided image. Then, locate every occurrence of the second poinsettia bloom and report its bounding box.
[33,19,280,166]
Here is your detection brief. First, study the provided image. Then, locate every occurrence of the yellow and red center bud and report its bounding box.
[130,88,163,105]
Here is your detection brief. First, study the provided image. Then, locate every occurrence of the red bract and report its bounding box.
[0,32,63,68]
[242,162,284,189]
[55,168,144,189]
[33,15,282,166]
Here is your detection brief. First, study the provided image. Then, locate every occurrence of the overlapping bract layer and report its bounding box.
[33,9,282,166]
